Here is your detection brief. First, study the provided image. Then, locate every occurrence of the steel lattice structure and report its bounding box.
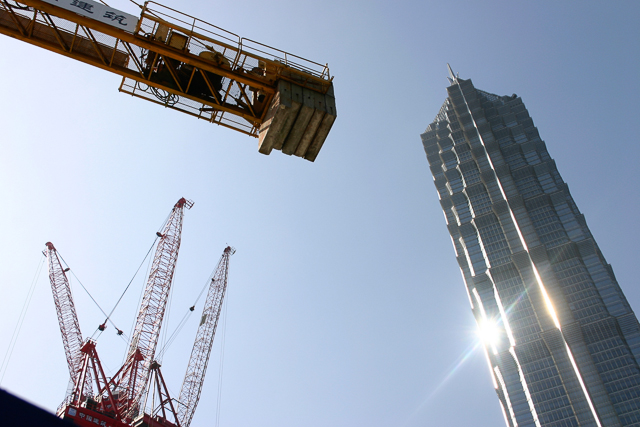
[66,339,127,425]
[48,198,235,427]
[0,0,336,161]
[177,246,234,427]
[46,242,94,401]
[119,197,193,418]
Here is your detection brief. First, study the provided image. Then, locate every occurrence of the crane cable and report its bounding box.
[155,272,214,360]
[158,273,176,364]
[96,205,173,344]
[127,0,143,10]
[56,253,114,327]
[154,271,231,425]
[1,203,177,381]
[156,246,231,359]
[56,223,164,342]
[55,251,128,343]
[215,286,230,427]
[96,0,142,9]
[119,207,174,364]
[97,236,158,340]
[0,255,45,385]
[155,307,190,361]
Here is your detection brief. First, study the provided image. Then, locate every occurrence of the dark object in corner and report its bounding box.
[0,388,75,427]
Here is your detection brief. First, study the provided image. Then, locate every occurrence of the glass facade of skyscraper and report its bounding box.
[421,75,640,427]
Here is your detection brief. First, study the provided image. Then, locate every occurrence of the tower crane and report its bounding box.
[0,0,336,161]
[45,198,236,427]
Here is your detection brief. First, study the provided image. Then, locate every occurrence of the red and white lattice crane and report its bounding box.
[45,242,94,400]
[49,198,236,427]
[178,246,235,427]
[116,196,193,420]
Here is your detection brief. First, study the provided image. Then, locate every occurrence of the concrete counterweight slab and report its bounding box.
[258,80,336,162]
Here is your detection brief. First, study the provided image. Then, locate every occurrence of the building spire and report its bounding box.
[447,63,458,84]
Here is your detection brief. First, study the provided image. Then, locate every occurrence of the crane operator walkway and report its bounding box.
[0,0,336,161]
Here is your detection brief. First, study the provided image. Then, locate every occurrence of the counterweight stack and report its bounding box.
[178,246,235,427]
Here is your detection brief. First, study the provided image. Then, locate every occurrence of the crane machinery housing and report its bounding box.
[0,0,336,161]
[45,198,235,427]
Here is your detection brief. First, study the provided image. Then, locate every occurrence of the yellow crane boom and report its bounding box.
[0,0,336,161]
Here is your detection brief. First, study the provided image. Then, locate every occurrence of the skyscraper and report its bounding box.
[421,70,640,427]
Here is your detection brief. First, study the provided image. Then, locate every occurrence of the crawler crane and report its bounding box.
[45,198,235,427]
[0,0,336,161]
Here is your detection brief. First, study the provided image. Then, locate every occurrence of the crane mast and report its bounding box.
[177,246,234,427]
[119,197,193,418]
[45,242,93,400]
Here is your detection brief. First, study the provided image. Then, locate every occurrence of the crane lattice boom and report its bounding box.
[177,246,234,427]
[46,242,93,400]
[0,0,336,161]
[120,197,193,417]
[47,199,235,427]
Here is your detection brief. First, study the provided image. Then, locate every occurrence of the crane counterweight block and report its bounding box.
[0,0,336,161]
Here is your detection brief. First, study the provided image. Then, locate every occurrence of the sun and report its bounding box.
[477,318,500,355]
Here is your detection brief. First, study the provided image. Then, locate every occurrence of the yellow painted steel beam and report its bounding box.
[0,0,333,140]
[19,0,276,92]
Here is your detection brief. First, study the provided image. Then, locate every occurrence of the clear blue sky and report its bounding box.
[0,0,639,426]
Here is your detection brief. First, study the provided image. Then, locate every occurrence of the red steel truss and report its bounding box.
[146,361,181,427]
[49,198,231,427]
[177,246,235,427]
[66,340,124,423]
[119,197,194,418]
[46,242,93,400]
[61,340,180,427]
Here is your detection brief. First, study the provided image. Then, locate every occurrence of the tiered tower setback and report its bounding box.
[421,72,640,427]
